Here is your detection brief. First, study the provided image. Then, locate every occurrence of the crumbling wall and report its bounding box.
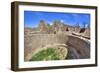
[67,35,90,59]
[24,33,90,61]
[24,33,68,61]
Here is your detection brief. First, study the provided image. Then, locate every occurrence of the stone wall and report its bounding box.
[24,33,90,61]
[24,33,68,61]
[67,35,90,59]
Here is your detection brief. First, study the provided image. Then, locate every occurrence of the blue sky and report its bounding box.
[24,11,90,28]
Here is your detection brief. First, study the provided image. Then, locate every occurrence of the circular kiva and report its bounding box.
[24,34,90,61]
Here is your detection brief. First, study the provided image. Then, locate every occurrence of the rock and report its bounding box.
[38,20,49,33]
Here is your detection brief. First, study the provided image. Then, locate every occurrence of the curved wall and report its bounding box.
[24,34,90,61]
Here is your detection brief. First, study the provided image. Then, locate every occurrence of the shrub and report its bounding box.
[30,48,60,61]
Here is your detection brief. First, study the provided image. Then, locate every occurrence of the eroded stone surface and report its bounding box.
[24,33,90,61]
[24,20,90,61]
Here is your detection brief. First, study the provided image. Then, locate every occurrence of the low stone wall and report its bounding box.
[67,35,90,59]
[24,33,68,61]
[24,33,90,61]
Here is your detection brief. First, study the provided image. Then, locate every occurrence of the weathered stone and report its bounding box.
[38,20,49,33]
[24,34,90,61]
[24,20,90,61]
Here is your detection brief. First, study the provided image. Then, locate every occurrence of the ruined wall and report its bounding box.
[67,35,90,59]
[24,34,90,61]
[24,33,68,61]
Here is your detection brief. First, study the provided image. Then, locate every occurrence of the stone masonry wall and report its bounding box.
[24,33,68,61]
[24,33,90,61]
[67,35,90,58]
